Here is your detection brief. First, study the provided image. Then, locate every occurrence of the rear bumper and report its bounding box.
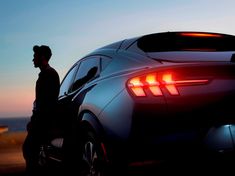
[125,125,235,163]
[126,105,235,161]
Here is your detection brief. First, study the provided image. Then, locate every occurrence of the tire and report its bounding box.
[80,130,109,176]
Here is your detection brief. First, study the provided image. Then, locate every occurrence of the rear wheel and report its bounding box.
[80,130,109,176]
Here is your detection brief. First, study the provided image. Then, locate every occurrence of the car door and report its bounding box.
[57,63,79,131]
[58,57,100,131]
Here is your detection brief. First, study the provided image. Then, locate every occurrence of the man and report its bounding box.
[23,45,60,175]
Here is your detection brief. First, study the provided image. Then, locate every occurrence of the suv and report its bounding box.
[40,31,235,175]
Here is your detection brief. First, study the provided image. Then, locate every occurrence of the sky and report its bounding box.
[1,0,235,117]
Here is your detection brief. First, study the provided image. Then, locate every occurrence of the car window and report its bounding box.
[59,64,78,97]
[71,57,100,91]
[137,32,235,52]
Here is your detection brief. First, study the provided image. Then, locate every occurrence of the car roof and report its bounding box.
[100,31,235,52]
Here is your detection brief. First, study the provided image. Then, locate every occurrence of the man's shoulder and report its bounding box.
[46,65,58,73]
[44,66,59,78]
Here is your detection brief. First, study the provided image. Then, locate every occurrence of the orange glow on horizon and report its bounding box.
[0,87,34,117]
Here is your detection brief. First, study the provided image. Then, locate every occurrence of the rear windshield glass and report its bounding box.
[137,32,235,52]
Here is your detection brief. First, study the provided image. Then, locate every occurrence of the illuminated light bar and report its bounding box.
[174,79,209,85]
[127,72,209,97]
[162,73,209,95]
[128,77,146,96]
[131,87,146,97]
[162,73,179,95]
[146,74,163,96]
[180,32,222,38]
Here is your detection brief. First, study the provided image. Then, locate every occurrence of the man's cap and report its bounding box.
[33,45,52,60]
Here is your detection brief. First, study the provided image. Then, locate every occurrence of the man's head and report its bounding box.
[33,45,52,68]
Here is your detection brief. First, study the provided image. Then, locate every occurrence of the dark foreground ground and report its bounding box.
[0,132,26,176]
[0,131,234,176]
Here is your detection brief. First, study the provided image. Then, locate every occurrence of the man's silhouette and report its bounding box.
[22,45,60,175]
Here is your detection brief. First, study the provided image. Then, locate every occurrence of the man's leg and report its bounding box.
[22,130,41,175]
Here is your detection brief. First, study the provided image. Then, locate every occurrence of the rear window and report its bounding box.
[137,32,235,52]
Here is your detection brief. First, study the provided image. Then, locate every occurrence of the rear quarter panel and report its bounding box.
[77,52,153,139]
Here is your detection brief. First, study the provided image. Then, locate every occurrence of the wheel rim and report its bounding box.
[82,141,101,176]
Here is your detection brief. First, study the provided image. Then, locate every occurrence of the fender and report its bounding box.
[79,112,105,139]
[79,111,124,162]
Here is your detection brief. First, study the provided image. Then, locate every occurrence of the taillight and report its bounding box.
[127,72,209,97]
[179,32,222,38]
[128,77,146,97]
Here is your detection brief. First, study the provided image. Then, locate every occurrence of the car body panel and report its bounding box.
[57,31,235,164]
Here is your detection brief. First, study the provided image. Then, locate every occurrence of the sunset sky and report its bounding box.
[1,0,235,117]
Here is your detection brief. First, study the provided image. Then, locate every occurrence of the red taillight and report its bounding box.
[128,77,146,96]
[145,74,163,96]
[179,32,222,38]
[127,72,209,97]
[161,73,179,95]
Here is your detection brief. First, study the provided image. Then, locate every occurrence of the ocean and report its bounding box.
[0,117,30,132]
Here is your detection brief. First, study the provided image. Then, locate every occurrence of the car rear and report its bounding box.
[124,32,235,161]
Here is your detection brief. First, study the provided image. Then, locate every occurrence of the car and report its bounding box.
[40,31,235,175]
